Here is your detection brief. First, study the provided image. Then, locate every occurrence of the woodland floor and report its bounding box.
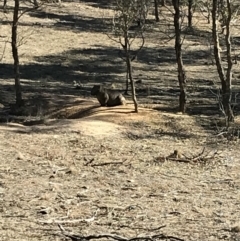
[1,1,240,241]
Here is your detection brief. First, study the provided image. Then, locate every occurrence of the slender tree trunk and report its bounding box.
[207,10,211,24]
[3,0,7,12]
[125,68,129,95]
[212,0,234,122]
[124,36,129,95]
[172,0,186,113]
[161,0,166,7]
[188,0,193,28]
[123,36,138,113]
[33,0,39,7]
[154,0,160,22]
[12,0,23,107]
[127,57,138,113]
[224,0,234,122]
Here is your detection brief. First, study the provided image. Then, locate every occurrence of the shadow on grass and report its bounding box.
[0,46,125,83]
[136,45,215,66]
[125,130,193,140]
[64,105,136,119]
[76,0,115,10]
[124,114,196,141]
[28,10,112,33]
[3,104,137,134]
[1,0,113,33]
[0,119,76,134]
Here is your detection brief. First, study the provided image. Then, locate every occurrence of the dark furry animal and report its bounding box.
[91,85,126,107]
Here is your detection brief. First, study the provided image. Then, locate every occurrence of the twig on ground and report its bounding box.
[38,216,95,225]
[90,161,124,167]
[167,158,190,163]
[154,148,221,165]
[84,157,95,166]
[85,154,136,167]
[117,224,166,232]
[57,224,185,241]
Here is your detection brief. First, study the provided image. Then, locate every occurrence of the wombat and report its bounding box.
[91,85,126,107]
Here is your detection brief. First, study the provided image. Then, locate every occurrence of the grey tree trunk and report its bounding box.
[3,0,7,12]
[127,57,138,113]
[154,0,160,22]
[12,0,23,107]
[123,36,138,113]
[212,0,234,122]
[172,0,187,113]
[188,0,193,27]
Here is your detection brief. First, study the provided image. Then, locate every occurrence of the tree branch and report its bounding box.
[58,225,185,241]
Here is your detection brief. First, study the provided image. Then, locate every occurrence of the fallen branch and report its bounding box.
[154,148,221,165]
[38,217,95,224]
[84,157,95,166]
[58,224,185,241]
[167,158,190,163]
[117,224,166,232]
[91,161,124,167]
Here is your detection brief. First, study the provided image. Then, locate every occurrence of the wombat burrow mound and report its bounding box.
[91,85,126,107]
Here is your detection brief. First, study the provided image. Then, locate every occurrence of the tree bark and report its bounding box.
[172,0,186,113]
[127,56,138,113]
[125,67,129,95]
[188,0,193,28]
[3,0,7,12]
[224,0,234,122]
[154,0,160,22]
[212,0,234,122]
[161,0,166,7]
[12,0,23,107]
[124,35,138,113]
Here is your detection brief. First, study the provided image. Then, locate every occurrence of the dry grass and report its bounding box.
[1,1,240,241]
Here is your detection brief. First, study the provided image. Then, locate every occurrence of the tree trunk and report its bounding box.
[161,0,166,7]
[12,0,23,107]
[123,36,138,113]
[172,0,186,113]
[154,0,160,22]
[212,0,234,122]
[3,0,7,12]
[33,0,39,7]
[207,11,211,24]
[224,0,234,122]
[188,0,193,28]
[123,36,129,95]
[127,57,138,113]
[125,67,129,95]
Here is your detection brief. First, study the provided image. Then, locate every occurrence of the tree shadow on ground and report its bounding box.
[1,2,113,33]
[0,45,126,83]
[77,0,114,10]
[137,46,215,66]
[1,14,111,34]
[124,130,194,140]
[27,10,112,33]
[124,115,196,141]
[154,88,240,117]
[63,106,135,119]
[182,26,212,41]
[0,118,78,134]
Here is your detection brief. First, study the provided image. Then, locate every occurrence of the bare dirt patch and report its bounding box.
[1,1,240,241]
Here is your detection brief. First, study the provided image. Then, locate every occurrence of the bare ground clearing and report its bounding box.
[1,1,240,241]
